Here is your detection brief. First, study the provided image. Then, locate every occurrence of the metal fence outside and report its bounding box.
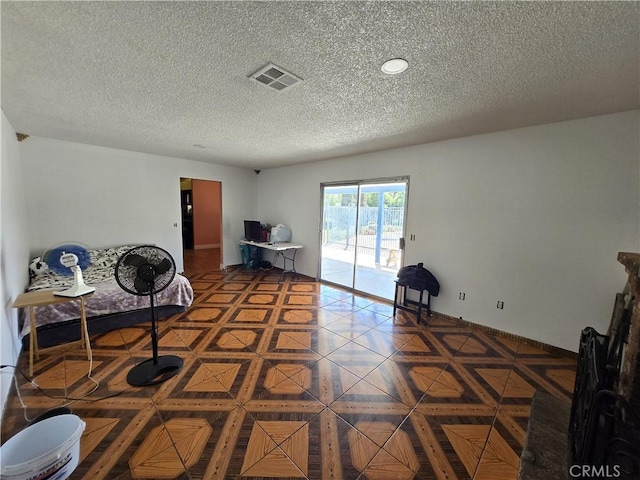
[322,206,404,267]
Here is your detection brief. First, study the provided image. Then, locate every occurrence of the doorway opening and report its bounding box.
[180,178,223,274]
[319,177,408,300]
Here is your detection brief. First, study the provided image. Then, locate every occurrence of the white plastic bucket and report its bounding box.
[0,414,86,480]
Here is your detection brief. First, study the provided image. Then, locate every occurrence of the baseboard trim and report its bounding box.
[194,244,220,250]
[434,311,578,359]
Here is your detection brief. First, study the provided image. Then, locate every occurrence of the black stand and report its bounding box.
[393,280,432,325]
[127,287,183,386]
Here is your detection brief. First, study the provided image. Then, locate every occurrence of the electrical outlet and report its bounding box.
[458,292,466,300]
[497,301,504,309]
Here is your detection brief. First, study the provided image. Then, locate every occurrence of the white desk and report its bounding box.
[240,241,303,281]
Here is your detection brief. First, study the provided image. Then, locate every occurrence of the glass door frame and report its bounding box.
[318,176,410,300]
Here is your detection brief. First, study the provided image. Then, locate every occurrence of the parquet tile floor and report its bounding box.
[1,260,577,479]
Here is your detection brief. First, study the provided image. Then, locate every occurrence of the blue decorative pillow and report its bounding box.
[44,244,91,276]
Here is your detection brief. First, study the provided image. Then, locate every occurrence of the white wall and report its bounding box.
[20,138,258,272]
[1,111,31,417]
[257,111,640,351]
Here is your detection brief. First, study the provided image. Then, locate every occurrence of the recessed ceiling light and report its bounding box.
[193,144,206,149]
[381,58,409,75]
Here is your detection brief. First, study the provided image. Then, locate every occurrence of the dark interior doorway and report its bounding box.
[181,187,194,248]
[180,178,223,269]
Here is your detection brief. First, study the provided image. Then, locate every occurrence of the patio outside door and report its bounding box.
[320,178,408,300]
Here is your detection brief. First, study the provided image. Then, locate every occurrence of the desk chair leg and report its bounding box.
[417,290,424,324]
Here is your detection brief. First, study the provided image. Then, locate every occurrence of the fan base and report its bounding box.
[27,406,72,426]
[127,355,183,386]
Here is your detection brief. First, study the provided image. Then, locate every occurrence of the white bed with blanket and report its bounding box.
[22,244,194,348]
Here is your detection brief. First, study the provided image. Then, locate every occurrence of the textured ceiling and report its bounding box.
[2,1,639,169]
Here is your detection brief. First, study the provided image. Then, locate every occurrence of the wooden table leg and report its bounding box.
[79,298,86,351]
[29,306,39,377]
[79,296,90,360]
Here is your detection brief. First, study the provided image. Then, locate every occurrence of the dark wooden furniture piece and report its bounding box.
[393,281,432,324]
[392,263,439,324]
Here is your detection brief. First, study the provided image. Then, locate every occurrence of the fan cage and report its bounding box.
[115,245,176,296]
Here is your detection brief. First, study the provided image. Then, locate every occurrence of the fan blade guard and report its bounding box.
[115,245,176,296]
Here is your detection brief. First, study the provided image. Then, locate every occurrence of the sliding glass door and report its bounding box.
[320,178,408,300]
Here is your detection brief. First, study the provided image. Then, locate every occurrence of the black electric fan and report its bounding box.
[114,245,183,386]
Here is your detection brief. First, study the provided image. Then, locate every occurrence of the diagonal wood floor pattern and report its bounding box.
[1,252,577,479]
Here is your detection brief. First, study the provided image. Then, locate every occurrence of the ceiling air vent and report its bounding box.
[250,63,302,91]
